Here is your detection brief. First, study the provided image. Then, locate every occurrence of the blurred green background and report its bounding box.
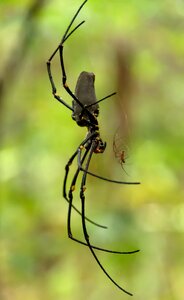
[1,0,184,299]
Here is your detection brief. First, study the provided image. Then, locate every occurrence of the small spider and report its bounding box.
[113,127,130,176]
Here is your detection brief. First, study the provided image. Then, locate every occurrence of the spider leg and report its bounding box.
[77,147,140,185]
[58,44,84,110]
[86,92,116,109]
[46,41,74,111]
[46,59,73,111]
[79,140,134,296]
[46,0,88,111]
[63,132,106,228]
[64,146,107,229]
[58,0,88,109]
[48,0,87,111]
[62,0,88,43]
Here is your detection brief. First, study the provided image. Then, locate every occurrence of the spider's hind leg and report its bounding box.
[79,140,134,296]
[63,133,108,230]
[65,145,107,230]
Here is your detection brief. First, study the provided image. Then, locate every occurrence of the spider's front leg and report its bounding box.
[46,1,87,111]
[46,54,73,111]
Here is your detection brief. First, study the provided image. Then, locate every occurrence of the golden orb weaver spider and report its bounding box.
[46,0,140,295]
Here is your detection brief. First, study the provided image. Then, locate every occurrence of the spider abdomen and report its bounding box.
[72,71,99,126]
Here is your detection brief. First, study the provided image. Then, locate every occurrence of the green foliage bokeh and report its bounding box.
[1,0,184,299]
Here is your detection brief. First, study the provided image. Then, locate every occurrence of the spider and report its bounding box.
[113,127,130,175]
[46,0,140,296]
